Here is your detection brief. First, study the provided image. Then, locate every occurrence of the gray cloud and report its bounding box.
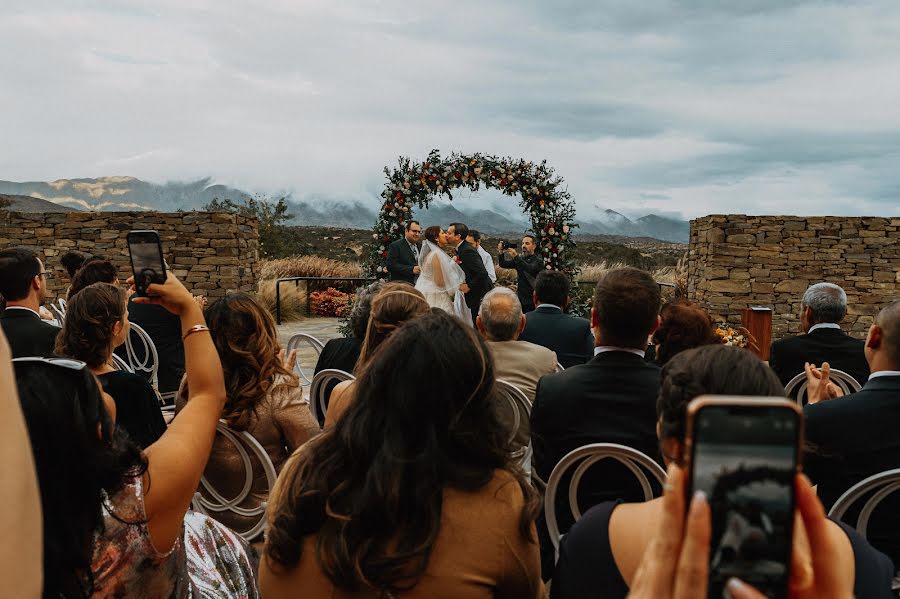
[1,0,900,220]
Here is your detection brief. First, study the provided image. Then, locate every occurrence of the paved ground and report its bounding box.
[276,317,344,395]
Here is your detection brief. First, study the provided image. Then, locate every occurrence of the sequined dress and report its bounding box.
[91,475,260,598]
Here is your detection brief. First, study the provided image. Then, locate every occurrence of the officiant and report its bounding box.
[386,220,423,284]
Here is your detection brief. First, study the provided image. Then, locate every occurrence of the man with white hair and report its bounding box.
[769,282,869,387]
[477,287,557,404]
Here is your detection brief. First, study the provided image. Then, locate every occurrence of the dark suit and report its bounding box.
[498,251,544,312]
[386,238,420,284]
[0,307,60,358]
[530,351,662,577]
[520,305,593,368]
[769,326,869,389]
[313,336,363,426]
[804,374,900,565]
[455,241,492,324]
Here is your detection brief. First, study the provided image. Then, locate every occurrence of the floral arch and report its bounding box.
[365,149,578,277]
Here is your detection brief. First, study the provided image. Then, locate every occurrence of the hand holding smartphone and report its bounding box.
[684,397,803,599]
[127,230,167,297]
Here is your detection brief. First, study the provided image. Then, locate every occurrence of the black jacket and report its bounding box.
[455,241,492,318]
[804,374,900,566]
[121,301,185,395]
[520,306,593,368]
[498,251,544,311]
[386,238,420,284]
[0,307,60,358]
[769,326,869,389]
[530,351,662,578]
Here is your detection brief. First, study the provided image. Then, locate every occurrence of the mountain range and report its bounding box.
[0,177,689,243]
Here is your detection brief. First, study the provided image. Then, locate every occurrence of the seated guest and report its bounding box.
[530,267,662,578]
[55,283,167,448]
[128,299,186,397]
[551,344,894,599]
[0,328,42,597]
[67,257,120,299]
[769,282,869,388]
[313,280,384,425]
[0,247,60,357]
[176,292,320,536]
[651,299,720,366]
[260,311,544,598]
[519,270,592,367]
[324,282,430,428]
[804,299,900,566]
[60,249,93,287]
[14,273,258,598]
[615,451,888,599]
[477,287,556,446]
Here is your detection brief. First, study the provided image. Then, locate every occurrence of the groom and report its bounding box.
[447,222,493,325]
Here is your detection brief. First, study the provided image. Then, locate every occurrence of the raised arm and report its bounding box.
[132,273,227,552]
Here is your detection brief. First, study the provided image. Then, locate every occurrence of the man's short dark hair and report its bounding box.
[68,259,118,299]
[405,220,420,232]
[535,270,570,307]
[523,233,537,244]
[468,230,482,242]
[449,222,469,240]
[60,251,94,280]
[0,247,41,301]
[593,267,661,349]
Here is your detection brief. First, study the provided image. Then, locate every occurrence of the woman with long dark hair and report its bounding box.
[15,272,258,598]
[261,311,544,598]
[177,291,320,536]
[56,282,166,448]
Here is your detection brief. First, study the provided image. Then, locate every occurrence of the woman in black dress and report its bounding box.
[55,282,166,448]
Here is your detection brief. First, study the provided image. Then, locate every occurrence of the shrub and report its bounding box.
[255,279,307,322]
[258,256,364,281]
[310,287,352,317]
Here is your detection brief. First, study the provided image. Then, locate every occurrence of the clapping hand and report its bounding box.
[804,362,844,405]
[278,348,298,371]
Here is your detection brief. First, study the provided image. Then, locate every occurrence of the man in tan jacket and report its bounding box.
[477,287,557,446]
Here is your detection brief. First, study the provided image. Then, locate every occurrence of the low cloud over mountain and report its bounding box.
[0,177,689,242]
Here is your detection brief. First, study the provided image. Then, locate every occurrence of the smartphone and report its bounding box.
[126,230,167,296]
[685,397,803,599]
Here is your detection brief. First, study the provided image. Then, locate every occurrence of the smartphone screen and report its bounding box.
[688,402,801,599]
[127,231,166,295]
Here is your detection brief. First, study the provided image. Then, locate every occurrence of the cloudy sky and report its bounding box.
[2,0,900,220]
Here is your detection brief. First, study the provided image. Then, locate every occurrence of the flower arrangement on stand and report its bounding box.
[715,323,760,353]
[365,149,579,278]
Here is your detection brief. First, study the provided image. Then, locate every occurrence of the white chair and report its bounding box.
[784,368,862,404]
[286,333,326,387]
[122,322,160,391]
[56,297,67,318]
[309,368,354,424]
[544,443,667,560]
[111,353,134,373]
[191,421,278,543]
[47,303,65,325]
[555,362,565,373]
[495,380,533,471]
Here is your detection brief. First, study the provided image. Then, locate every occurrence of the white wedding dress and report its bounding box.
[415,241,473,324]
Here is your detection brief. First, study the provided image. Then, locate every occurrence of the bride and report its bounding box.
[415,226,473,324]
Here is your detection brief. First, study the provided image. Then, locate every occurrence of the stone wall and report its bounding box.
[688,215,900,339]
[0,211,259,299]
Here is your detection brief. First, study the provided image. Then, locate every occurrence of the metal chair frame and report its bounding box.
[122,322,160,391]
[286,333,326,387]
[56,297,67,318]
[555,362,565,373]
[309,368,354,424]
[111,353,134,373]
[495,379,533,471]
[784,368,862,404]
[544,443,667,559]
[191,421,278,543]
[828,468,900,537]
